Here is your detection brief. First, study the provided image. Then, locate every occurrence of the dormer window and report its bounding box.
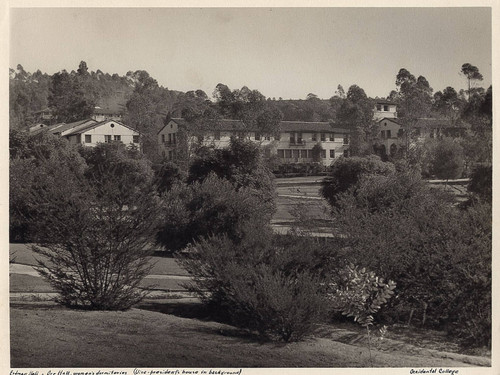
[384,105,389,111]
[376,105,382,111]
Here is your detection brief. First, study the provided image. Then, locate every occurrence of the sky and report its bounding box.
[9,7,492,100]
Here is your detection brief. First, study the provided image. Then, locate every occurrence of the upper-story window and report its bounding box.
[297,132,303,144]
[386,130,391,139]
[384,105,389,111]
[312,133,317,141]
[376,104,382,111]
[290,132,295,144]
[255,132,261,141]
[105,135,112,143]
[85,135,92,143]
[320,133,326,142]
[329,133,335,141]
[161,134,165,143]
[133,135,140,143]
[343,135,349,145]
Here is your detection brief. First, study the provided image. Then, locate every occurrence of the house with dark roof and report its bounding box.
[63,119,141,148]
[30,118,141,149]
[158,118,350,166]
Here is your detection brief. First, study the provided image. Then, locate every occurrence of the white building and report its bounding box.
[158,118,350,166]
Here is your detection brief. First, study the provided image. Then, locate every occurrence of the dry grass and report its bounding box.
[10,299,490,368]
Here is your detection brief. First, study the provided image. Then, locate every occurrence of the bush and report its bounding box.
[9,131,87,242]
[156,174,273,252]
[332,170,491,347]
[468,164,492,202]
[320,155,395,209]
[25,143,161,310]
[178,232,336,341]
[430,137,464,180]
[188,137,276,212]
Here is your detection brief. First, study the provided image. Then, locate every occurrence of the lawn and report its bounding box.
[10,299,491,368]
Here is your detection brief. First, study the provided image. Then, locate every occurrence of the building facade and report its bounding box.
[31,119,141,149]
[158,118,350,166]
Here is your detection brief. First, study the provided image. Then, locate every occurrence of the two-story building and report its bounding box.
[158,118,350,166]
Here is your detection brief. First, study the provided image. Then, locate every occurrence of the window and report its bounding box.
[330,133,335,141]
[381,130,385,139]
[161,134,165,143]
[265,135,270,141]
[105,135,112,143]
[114,135,121,141]
[290,132,295,144]
[133,135,140,143]
[312,133,317,141]
[172,133,176,144]
[277,149,285,158]
[320,133,326,142]
[285,149,292,158]
[429,129,435,138]
[384,105,389,111]
[275,133,281,141]
[168,150,173,160]
[255,132,261,141]
[307,150,313,159]
[297,132,303,144]
[168,134,172,144]
[343,149,349,157]
[343,135,349,145]
[293,150,300,158]
[321,150,326,159]
[386,130,391,139]
[376,104,382,111]
[330,149,335,158]
[300,150,308,158]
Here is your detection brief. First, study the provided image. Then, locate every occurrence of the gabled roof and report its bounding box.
[64,119,141,136]
[50,119,97,135]
[160,118,350,134]
[377,117,402,125]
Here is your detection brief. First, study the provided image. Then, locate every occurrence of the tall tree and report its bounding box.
[48,70,95,122]
[336,85,376,156]
[393,68,433,155]
[432,86,465,123]
[461,63,484,101]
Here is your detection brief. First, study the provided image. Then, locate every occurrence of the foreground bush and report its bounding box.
[178,232,336,341]
[333,169,491,347]
[26,143,161,310]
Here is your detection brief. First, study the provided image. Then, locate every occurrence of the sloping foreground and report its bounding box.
[10,300,490,368]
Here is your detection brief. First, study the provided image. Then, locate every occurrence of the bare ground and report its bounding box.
[10,299,490,369]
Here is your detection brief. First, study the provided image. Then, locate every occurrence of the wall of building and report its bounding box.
[67,122,140,148]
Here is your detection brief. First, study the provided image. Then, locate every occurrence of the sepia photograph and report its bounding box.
[4,3,497,374]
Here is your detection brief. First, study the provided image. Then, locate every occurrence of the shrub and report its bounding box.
[320,155,395,209]
[332,170,491,347]
[26,143,161,310]
[468,164,492,202]
[178,232,336,341]
[157,174,272,252]
[430,137,464,180]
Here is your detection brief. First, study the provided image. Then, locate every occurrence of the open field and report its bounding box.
[10,299,490,368]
